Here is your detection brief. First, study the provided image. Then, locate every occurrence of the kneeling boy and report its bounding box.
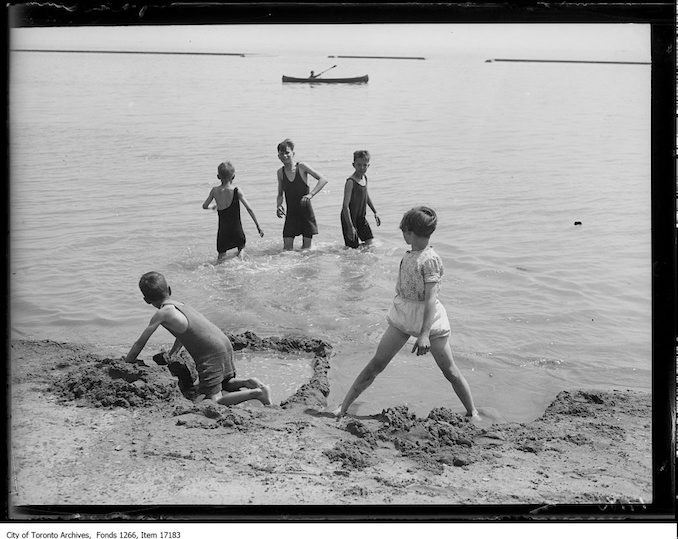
[124,271,271,406]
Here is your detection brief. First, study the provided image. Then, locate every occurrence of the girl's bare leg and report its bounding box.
[430,336,479,419]
[301,236,312,249]
[337,324,410,415]
[283,237,294,250]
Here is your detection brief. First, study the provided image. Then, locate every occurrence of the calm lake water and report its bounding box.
[9,25,652,421]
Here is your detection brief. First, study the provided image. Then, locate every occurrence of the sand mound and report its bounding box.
[52,356,184,408]
[324,439,377,470]
[228,331,332,357]
[324,405,485,474]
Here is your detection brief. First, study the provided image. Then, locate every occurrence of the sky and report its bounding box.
[9,24,650,61]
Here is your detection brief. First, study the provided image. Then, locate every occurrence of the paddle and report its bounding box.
[311,65,337,78]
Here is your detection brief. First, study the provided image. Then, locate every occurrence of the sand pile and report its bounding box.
[326,405,485,474]
[51,356,185,408]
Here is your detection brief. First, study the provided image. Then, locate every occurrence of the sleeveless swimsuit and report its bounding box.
[281,166,318,238]
[217,187,246,253]
[340,177,373,248]
[162,301,236,397]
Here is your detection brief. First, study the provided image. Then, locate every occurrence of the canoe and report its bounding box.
[282,75,368,84]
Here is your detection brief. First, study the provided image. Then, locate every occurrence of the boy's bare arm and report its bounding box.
[366,194,381,225]
[341,180,356,232]
[239,191,264,236]
[276,173,285,217]
[124,312,165,363]
[202,188,215,209]
[299,162,328,195]
[167,338,183,358]
[367,193,378,214]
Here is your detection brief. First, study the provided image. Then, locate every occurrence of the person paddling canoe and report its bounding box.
[309,65,336,79]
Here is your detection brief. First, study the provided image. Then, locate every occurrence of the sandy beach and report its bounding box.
[8,335,652,513]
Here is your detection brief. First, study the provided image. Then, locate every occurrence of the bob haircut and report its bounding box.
[353,150,370,161]
[399,206,438,238]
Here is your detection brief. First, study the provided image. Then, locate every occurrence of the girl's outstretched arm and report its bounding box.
[239,190,264,236]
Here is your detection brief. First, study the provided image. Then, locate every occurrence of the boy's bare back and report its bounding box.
[211,185,236,210]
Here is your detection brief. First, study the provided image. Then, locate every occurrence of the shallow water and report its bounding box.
[9,25,652,421]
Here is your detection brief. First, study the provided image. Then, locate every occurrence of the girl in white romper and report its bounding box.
[335,206,479,420]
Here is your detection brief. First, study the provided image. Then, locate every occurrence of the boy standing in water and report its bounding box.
[334,207,480,421]
[203,161,264,260]
[124,271,272,406]
[341,150,381,248]
[275,139,328,250]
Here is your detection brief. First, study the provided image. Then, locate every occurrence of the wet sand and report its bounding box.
[8,336,651,511]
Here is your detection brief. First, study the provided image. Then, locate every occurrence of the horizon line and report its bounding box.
[486,58,650,65]
[12,49,249,57]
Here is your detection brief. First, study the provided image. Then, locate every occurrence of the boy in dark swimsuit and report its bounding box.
[340,150,381,248]
[203,161,264,260]
[275,139,328,251]
[124,272,272,406]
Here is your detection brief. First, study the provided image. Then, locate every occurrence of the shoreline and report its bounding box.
[9,337,652,510]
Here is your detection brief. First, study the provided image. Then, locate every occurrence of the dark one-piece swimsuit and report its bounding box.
[281,166,318,238]
[340,177,373,248]
[217,187,246,253]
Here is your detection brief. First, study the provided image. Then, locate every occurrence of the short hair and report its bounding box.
[353,150,370,161]
[277,138,295,152]
[399,206,438,238]
[217,161,235,180]
[139,271,170,301]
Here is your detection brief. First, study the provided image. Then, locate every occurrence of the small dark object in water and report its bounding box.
[574,221,582,226]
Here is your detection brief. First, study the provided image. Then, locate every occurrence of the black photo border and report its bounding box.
[4,0,676,523]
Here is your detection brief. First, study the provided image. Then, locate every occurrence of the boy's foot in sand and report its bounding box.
[248,377,265,389]
[258,385,272,406]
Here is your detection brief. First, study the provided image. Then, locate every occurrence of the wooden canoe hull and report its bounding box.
[282,75,368,84]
